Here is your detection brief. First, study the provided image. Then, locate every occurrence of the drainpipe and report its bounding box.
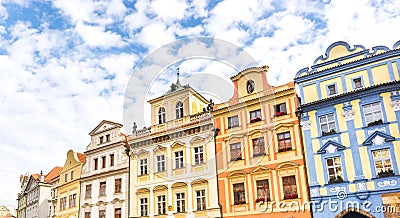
[213,127,223,218]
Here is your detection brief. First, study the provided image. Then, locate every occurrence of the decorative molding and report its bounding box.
[321,137,339,145]
[300,120,311,130]
[377,179,397,187]
[391,100,400,111]
[342,109,355,121]
[310,188,319,197]
[367,127,386,136]
[329,186,345,193]
[356,182,367,191]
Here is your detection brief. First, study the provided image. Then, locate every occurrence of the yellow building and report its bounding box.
[56,150,86,218]
[211,66,311,217]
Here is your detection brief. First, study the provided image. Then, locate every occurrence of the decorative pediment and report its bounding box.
[190,136,205,146]
[89,120,122,136]
[96,201,107,206]
[273,123,294,131]
[134,149,149,156]
[110,198,124,204]
[276,161,299,170]
[224,133,245,142]
[317,140,346,154]
[246,129,261,137]
[250,166,272,174]
[227,170,246,178]
[170,141,186,149]
[136,188,150,194]
[171,182,187,188]
[362,131,395,146]
[153,185,168,192]
[191,178,208,186]
[153,145,166,153]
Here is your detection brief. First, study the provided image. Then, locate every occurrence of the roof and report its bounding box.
[88,120,123,136]
[77,152,86,163]
[44,166,62,183]
[31,174,39,181]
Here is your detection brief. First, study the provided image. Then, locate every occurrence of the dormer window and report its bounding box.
[328,84,337,95]
[176,101,183,119]
[158,107,166,124]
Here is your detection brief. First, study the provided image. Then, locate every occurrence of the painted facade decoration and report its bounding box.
[80,120,128,218]
[211,66,311,217]
[295,41,400,218]
[127,73,221,217]
[56,150,86,218]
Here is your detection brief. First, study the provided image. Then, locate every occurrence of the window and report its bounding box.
[85,185,92,198]
[196,190,206,211]
[282,176,298,199]
[176,101,184,119]
[250,109,262,123]
[71,171,74,180]
[275,103,287,116]
[176,193,185,213]
[256,180,270,202]
[140,198,148,216]
[230,143,242,161]
[326,157,343,182]
[115,178,122,193]
[64,174,68,182]
[102,156,106,168]
[319,113,336,136]
[228,115,239,128]
[233,183,246,205]
[328,84,337,95]
[99,136,104,144]
[175,151,184,168]
[59,197,66,210]
[94,158,98,170]
[277,132,292,152]
[99,182,106,196]
[84,212,90,218]
[114,208,121,218]
[157,195,166,215]
[156,155,165,172]
[373,149,393,176]
[68,194,76,208]
[194,146,204,164]
[252,137,265,156]
[353,78,362,88]
[158,107,166,124]
[106,134,110,142]
[139,158,148,175]
[363,102,383,126]
[110,154,114,166]
[99,210,105,218]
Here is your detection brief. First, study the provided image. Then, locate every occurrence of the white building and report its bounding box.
[47,168,61,218]
[80,120,129,218]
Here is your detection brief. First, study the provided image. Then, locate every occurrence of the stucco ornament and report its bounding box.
[326,144,337,154]
[342,109,355,121]
[377,179,397,187]
[372,135,385,145]
[300,120,311,130]
[391,100,400,111]
[310,188,319,197]
[356,182,367,191]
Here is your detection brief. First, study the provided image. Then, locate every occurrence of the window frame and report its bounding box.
[249,109,262,123]
[196,189,206,211]
[233,183,246,205]
[319,113,337,136]
[277,132,292,152]
[326,156,343,181]
[158,107,166,124]
[174,150,184,169]
[227,115,239,129]
[139,158,148,175]
[282,175,298,200]
[85,184,92,198]
[156,155,165,172]
[99,210,105,218]
[114,178,122,193]
[94,158,98,170]
[140,198,148,216]
[275,103,287,116]
[252,137,265,156]
[176,193,186,213]
[256,179,270,202]
[372,148,393,176]
[327,83,337,96]
[194,146,204,165]
[101,156,106,169]
[110,154,114,166]
[230,143,242,161]
[157,195,166,215]
[99,181,106,196]
[175,101,184,119]
[362,102,383,126]
[352,77,363,89]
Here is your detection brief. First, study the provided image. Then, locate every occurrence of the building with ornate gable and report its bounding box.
[127,73,221,217]
[295,41,400,217]
[17,175,29,218]
[79,120,128,218]
[211,66,311,217]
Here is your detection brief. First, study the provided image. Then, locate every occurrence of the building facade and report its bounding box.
[211,66,311,217]
[295,41,400,217]
[80,120,129,218]
[56,150,86,218]
[48,172,61,218]
[17,175,29,218]
[127,75,221,217]
[0,205,14,218]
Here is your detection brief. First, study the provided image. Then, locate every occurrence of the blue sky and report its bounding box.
[1,0,400,209]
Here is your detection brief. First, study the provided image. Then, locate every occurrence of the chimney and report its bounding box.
[40,170,45,183]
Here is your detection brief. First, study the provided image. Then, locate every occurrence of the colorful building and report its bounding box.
[49,167,62,218]
[295,41,400,217]
[80,120,128,218]
[127,73,221,217]
[17,175,29,218]
[211,66,311,217]
[56,150,86,218]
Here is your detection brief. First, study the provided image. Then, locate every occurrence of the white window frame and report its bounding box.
[194,146,204,165]
[176,193,185,213]
[156,155,165,172]
[326,157,342,180]
[140,198,148,216]
[175,151,184,169]
[319,113,336,135]
[158,107,166,124]
[157,195,166,215]
[196,190,206,211]
[176,101,184,119]
[372,149,393,174]
[363,102,383,125]
[139,158,148,175]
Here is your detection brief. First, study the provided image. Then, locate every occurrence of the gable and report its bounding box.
[362,131,395,146]
[317,140,346,154]
[89,120,123,136]
[25,175,38,192]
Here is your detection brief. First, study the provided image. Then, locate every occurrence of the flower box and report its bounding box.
[328,175,344,184]
[250,117,262,123]
[283,194,298,200]
[367,119,383,127]
[255,197,270,203]
[322,129,336,136]
[377,169,395,178]
[275,111,286,117]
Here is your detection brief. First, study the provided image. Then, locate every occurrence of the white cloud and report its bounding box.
[75,22,126,48]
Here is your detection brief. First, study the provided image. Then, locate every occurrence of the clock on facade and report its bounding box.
[247,80,255,94]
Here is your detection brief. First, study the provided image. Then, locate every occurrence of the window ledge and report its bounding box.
[277,148,294,153]
[138,174,149,177]
[362,122,387,129]
[252,153,266,157]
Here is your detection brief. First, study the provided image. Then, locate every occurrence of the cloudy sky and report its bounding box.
[1,0,400,208]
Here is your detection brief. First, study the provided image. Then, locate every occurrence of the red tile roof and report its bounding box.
[45,166,62,183]
[77,152,86,163]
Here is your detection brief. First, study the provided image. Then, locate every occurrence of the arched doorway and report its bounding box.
[342,212,369,218]
[335,207,374,218]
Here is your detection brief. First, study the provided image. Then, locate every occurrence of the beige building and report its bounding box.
[17,175,29,218]
[80,120,128,218]
[127,75,221,217]
[0,205,14,218]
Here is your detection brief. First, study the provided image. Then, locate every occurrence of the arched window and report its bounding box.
[158,107,166,124]
[176,101,183,119]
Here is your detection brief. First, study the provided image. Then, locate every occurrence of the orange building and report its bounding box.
[211,66,311,217]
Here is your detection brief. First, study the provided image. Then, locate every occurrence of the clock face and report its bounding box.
[247,80,255,94]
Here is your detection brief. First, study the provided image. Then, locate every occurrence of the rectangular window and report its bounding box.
[353,78,362,88]
[106,134,110,142]
[282,176,298,199]
[228,115,239,128]
[71,194,76,207]
[102,156,106,168]
[196,190,206,211]
[363,102,383,126]
[157,195,166,215]
[139,158,148,175]
[175,151,184,168]
[194,146,204,164]
[319,113,336,136]
[59,197,66,211]
[64,174,68,182]
[326,157,343,183]
[250,109,262,123]
[230,143,242,161]
[99,136,104,144]
[252,137,265,156]
[328,84,337,95]
[156,155,165,172]
[85,184,92,198]
[176,193,185,213]
[84,212,91,218]
[99,210,105,218]
[140,198,148,216]
[277,132,292,152]
[110,154,114,166]
[233,183,246,205]
[71,171,74,180]
[114,208,121,218]
[115,178,121,193]
[256,180,270,202]
[275,103,287,116]
[99,182,106,196]
[94,158,98,170]
[373,149,393,176]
